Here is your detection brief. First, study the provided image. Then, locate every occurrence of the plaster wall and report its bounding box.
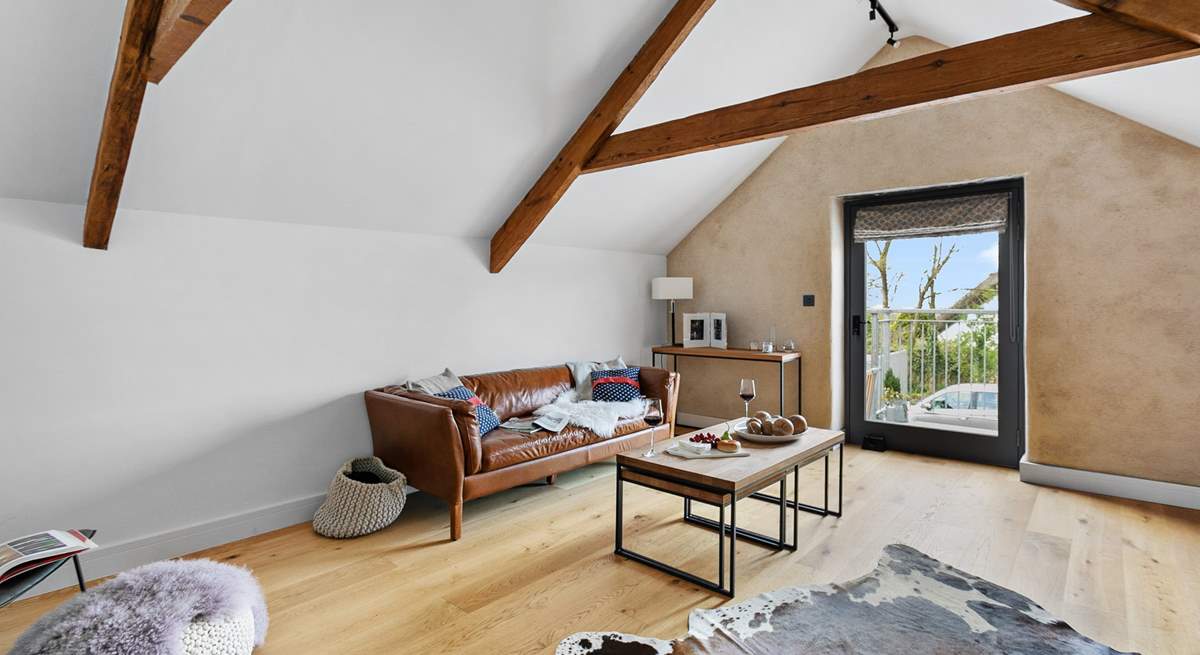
[668,38,1200,485]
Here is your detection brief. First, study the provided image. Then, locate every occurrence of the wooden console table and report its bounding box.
[651,346,801,416]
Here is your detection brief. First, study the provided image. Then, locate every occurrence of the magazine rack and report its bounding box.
[0,529,95,610]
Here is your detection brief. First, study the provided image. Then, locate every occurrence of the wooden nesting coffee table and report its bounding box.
[615,422,844,597]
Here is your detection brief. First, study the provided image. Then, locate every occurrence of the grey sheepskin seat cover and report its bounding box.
[558,544,1134,655]
[11,559,268,655]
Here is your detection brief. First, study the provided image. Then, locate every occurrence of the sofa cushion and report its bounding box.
[460,366,572,422]
[591,367,642,403]
[435,386,501,435]
[480,416,649,472]
[401,368,462,394]
[567,357,626,401]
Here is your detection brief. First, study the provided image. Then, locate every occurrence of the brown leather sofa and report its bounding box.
[365,364,679,540]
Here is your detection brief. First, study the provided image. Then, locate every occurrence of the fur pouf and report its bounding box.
[11,559,268,655]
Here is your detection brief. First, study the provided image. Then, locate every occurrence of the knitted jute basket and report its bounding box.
[312,457,407,538]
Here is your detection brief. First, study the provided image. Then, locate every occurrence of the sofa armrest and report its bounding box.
[639,367,681,431]
[377,387,483,475]
[364,391,470,504]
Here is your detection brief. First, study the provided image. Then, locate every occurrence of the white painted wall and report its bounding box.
[0,196,664,587]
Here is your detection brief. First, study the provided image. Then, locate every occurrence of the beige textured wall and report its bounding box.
[667,38,1200,485]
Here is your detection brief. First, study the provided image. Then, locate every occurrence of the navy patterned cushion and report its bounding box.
[435,385,501,435]
[590,367,642,403]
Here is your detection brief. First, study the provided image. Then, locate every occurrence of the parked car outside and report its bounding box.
[905,383,999,433]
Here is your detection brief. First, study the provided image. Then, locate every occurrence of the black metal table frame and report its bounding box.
[615,444,842,597]
[653,350,801,417]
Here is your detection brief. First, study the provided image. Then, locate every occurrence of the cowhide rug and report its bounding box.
[557,544,1133,654]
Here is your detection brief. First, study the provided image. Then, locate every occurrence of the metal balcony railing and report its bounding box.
[864,308,999,426]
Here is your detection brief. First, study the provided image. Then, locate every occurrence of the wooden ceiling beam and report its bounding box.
[83,0,231,249]
[583,15,1199,173]
[82,0,162,250]
[146,0,232,84]
[1052,0,1200,45]
[488,0,716,273]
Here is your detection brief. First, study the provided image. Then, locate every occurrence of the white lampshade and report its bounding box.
[651,277,693,300]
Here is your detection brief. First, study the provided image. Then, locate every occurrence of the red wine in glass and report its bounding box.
[739,379,756,417]
[643,398,664,457]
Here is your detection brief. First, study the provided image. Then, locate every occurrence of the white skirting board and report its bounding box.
[25,493,328,598]
[26,484,420,599]
[1020,455,1200,510]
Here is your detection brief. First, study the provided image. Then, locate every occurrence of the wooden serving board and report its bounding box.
[665,445,750,459]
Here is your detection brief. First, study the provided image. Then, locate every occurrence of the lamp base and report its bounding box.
[669,301,679,346]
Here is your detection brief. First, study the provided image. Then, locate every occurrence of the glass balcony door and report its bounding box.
[845,180,1025,467]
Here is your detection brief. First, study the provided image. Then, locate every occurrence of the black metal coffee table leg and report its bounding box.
[615,464,737,596]
[749,445,844,518]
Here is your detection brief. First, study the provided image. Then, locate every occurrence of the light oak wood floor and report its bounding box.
[2,447,1197,654]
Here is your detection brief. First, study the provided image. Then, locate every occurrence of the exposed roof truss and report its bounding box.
[488,0,1200,271]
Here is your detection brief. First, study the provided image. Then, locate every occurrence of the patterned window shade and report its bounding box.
[853,192,1009,242]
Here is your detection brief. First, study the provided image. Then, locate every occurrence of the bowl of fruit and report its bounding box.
[733,411,809,444]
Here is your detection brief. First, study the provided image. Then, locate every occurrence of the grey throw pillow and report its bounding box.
[567,357,626,401]
[402,368,463,394]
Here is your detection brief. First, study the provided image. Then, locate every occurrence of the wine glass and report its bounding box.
[643,398,664,458]
[739,379,757,417]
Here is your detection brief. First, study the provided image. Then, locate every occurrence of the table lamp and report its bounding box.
[651,277,693,345]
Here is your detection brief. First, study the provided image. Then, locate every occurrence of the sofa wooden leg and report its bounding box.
[546,474,558,485]
[450,502,462,541]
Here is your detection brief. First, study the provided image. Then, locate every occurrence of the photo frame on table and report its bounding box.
[683,313,710,348]
[709,313,727,349]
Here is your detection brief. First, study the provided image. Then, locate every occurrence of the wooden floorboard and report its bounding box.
[2,447,1197,654]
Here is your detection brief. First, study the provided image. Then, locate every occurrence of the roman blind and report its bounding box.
[853,192,1009,242]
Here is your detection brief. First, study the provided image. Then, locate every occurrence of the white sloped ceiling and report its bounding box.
[0,1,1194,256]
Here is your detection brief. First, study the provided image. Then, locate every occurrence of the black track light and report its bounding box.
[866,0,900,49]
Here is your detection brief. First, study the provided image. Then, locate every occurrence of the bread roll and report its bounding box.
[746,418,763,435]
[787,415,808,434]
[753,410,773,425]
[771,417,794,437]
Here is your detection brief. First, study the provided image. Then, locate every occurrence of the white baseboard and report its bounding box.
[26,493,327,598]
[28,483,423,598]
[1020,455,1200,509]
[677,412,736,428]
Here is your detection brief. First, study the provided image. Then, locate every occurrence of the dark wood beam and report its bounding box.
[583,15,1199,173]
[1052,0,1200,45]
[146,0,232,84]
[488,0,716,273]
[82,0,162,250]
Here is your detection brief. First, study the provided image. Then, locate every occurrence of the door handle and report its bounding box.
[852,314,865,336]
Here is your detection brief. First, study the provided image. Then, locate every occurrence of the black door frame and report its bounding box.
[844,178,1025,468]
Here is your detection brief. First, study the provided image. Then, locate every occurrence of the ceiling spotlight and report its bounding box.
[866,0,901,49]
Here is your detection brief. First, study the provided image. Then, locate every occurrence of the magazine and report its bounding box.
[0,530,98,584]
[500,413,569,434]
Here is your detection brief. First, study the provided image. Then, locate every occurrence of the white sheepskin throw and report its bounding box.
[11,559,268,655]
[534,390,648,437]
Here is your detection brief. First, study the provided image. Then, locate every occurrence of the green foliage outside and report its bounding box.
[868,314,999,402]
